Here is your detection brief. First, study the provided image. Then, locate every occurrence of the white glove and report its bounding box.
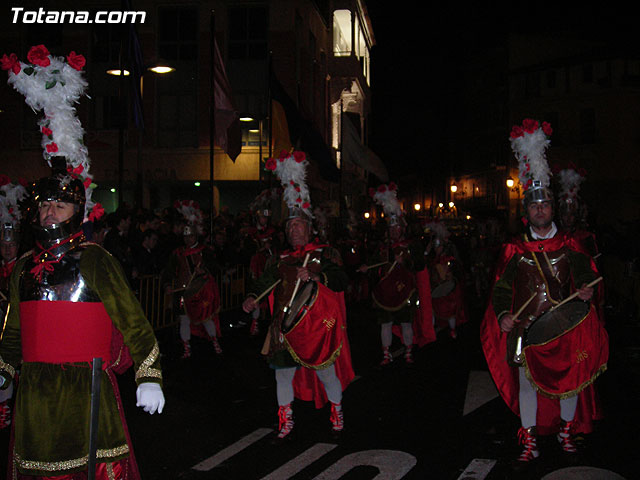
[136,382,165,414]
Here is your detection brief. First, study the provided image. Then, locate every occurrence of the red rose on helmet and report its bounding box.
[377,184,387,193]
[89,203,105,222]
[265,157,277,171]
[522,119,539,134]
[27,45,51,67]
[1,53,21,75]
[510,125,524,139]
[293,151,306,163]
[46,142,58,153]
[388,182,397,191]
[0,174,10,186]
[541,121,553,136]
[66,51,85,71]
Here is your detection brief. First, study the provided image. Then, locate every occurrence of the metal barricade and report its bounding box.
[136,264,247,331]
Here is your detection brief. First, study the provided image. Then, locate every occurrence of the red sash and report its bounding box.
[20,301,113,364]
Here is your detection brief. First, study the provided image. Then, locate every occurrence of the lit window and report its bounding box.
[333,10,351,57]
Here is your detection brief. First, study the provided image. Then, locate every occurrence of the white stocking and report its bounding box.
[518,367,537,429]
[381,322,393,348]
[203,318,217,337]
[179,315,191,342]
[275,367,296,406]
[401,322,413,346]
[316,364,342,405]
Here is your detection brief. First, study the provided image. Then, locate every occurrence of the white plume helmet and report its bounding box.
[2,45,99,220]
[509,119,553,194]
[557,166,585,205]
[370,182,403,225]
[265,150,313,220]
[0,178,29,234]
[174,200,204,235]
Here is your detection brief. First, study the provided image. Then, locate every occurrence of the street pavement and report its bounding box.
[0,300,636,479]
[121,299,637,480]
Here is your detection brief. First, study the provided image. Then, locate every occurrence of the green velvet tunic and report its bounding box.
[0,243,162,477]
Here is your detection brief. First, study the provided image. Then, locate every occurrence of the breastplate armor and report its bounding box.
[20,245,101,303]
[513,247,571,318]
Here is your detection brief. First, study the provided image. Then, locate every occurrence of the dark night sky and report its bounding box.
[365,3,637,179]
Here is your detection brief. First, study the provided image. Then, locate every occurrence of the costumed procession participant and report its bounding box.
[425,221,467,339]
[0,44,164,479]
[242,150,354,439]
[480,119,608,470]
[361,183,435,365]
[247,189,279,336]
[337,211,369,305]
[555,164,599,259]
[0,178,29,430]
[162,200,222,358]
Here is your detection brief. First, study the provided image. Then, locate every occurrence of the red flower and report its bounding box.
[27,45,51,67]
[278,150,289,161]
[89,203,105,222]
[294,186,300,192]
[46,142,58,153]
[368,187,375,197]
[296,197,302,203]
[522,118,539,134]
[0,174,10,186]
[510,125,524,139]
[41,126,53,136]
[541,121,553,136]
[18,177,29,188]
[1,53,21,75]
[293,151,306,163]
[302,202,310,209]
[83,178,92,189]
[66,51,85,71]
[388,182,397,191]
[377,184,387,193]
[265,157,277,171]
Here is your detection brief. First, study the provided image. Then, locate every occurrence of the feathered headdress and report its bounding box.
[249,187,281,214]
[557,164,585,205]
[0,176,29,243]
[509,119,553,201]
[1,45,101,221]
[174,200,204,235]
[369,182,403,225]
[265,150,312,220]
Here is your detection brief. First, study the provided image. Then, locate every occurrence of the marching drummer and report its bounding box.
[424,221,467,339]
[242,150,353,440]
[161,200,222,358]
[360,183,434,366]
[480,119,608,471]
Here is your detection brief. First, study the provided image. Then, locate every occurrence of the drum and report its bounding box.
[431,279,456,299]
[184,274,209,299]
[372,264,416,311]
[281,282,345,369]
[282,281,317,333]
[526,301,590,346]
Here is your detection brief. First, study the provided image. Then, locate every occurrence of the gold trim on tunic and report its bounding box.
[135,340,162,381]
[14,444,129,472]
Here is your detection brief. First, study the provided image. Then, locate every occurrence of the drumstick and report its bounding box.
[513,291,537,321]
[548,276,603,312]
[364,261,389,270]
[253,279,281,303]
[286,253,311,310]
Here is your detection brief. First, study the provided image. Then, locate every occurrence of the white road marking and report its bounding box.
[463,370,499,416]
[312,450,417,480]
[260,443,338,480]
[191,428,273,471]
[456,458,497,480]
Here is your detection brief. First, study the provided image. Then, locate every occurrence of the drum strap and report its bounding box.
[526,248,561,306]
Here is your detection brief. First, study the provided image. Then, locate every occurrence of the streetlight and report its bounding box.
[364,212,370,219]
[506,177,515,189]
[414,203,421,212]
[450,184,458,193]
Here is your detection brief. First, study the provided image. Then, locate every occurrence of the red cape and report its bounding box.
[480,231,607,434]
[392,268,436,346]
[292,291,355,408]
